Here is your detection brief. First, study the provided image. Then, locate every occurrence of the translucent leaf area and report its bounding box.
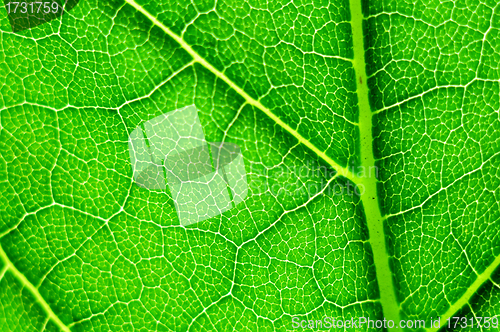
[0,0,499,331]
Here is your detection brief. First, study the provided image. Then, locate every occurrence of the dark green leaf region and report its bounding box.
[0,0,499,331]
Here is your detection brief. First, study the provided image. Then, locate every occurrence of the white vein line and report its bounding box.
[239,173,340,247]
[373,83,473,115]
[123,0,357,183]
[0,244,71,332]
[116,60,196,110]
[383,150,500,220]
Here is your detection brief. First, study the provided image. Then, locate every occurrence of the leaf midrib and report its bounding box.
[124,0,401,327]
[347,0,401,330]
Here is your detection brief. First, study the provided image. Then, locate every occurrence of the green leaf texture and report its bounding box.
[0,0,499,331]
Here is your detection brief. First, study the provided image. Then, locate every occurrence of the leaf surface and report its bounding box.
[0,0,499,331]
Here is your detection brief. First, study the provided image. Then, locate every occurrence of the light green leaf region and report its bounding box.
[0,0,498,331]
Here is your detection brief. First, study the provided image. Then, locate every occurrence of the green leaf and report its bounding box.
[0,0,499,331]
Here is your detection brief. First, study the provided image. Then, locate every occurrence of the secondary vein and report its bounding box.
[126,0,404,326]
[0,244,71,332]
[426,253,500,332]
[123,0,357,183]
